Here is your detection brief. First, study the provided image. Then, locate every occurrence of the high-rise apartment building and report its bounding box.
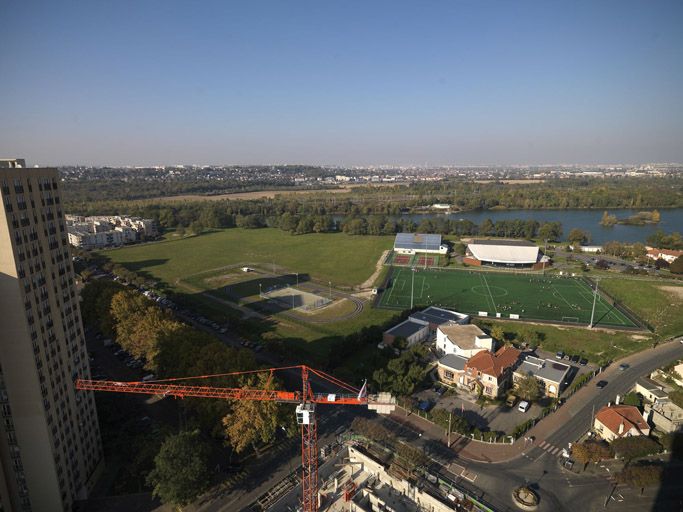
[0,160,103,511]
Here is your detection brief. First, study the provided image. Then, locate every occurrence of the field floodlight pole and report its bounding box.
[259,283,262,299]
[328,281,331,301]
[589,277,600,328]
[411,267,415,309]
[296,272,299,287]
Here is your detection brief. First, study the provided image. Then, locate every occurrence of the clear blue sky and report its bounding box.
[1,0,682,166]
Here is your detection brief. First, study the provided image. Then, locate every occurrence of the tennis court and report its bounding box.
[378,268,638,328]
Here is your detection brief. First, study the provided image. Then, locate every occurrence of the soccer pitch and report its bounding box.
[378,268,639,328]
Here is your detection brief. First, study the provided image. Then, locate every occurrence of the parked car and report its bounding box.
[596,380,608,389]
[579,358,588,366]
[418,400,434,412]
[618,364,629,371]
[505,395,517,407]
[556,351,565,360]
[518,401,530,413]
[570,355,580,363]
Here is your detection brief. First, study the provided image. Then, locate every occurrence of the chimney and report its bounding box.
[618,422,624,435]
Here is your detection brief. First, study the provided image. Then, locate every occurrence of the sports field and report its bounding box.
[378,268,639,328]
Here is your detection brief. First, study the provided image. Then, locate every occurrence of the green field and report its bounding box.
[378,268,638,328]
[104,228,393,287]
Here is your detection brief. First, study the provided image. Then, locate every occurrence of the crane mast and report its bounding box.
[76,364,394,512]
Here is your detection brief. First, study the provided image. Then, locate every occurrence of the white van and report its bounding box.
[518,400,530,413]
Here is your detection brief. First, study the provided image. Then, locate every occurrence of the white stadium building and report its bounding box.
[464,239,550,269]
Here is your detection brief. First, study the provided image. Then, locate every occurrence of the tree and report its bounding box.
[568,228,591,246]
[621,392,642,408]
[223,373,287,455]
[600,211,617,227]
[515,373,541,402]
[670,257,683,274]
[572,441,612,468]
[616,464,664,494]
[147,431,212,506]
[611,436,661,460]
[654,258,669,270]
[490,325,505,343]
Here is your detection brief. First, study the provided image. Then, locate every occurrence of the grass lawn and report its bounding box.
[378,267,637,328]
[478,319,652,364]
[104,228,393,288]
[599,278,683,339]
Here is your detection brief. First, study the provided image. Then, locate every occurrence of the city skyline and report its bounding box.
[1,0,682,165]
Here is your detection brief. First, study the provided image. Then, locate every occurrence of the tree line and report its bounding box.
[80,280,295,454]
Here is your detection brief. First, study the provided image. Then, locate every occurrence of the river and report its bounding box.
[342,208,683,244]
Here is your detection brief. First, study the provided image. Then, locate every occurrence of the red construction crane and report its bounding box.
[75,364,395,512]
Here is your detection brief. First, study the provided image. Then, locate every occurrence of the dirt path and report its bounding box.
[360,250,389,290]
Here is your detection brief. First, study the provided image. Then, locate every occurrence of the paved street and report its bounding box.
[374,340,683,511]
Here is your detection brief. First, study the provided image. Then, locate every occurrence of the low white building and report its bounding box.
[436,324,494,357]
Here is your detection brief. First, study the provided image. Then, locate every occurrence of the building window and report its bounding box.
[444,370,454,380]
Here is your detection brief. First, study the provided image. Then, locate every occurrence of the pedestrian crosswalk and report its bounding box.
[538,440,564,456]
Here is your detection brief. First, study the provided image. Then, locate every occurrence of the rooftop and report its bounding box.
[385,319,426,339]
[470,239,537,247]
[467,239,540,264]
[438,324,488,350]
[438,354,468,371]
[466,346,521,378]
[595,405,649,437]
[636,377,669,399]
[394,233,443,251]
[410,306,468,325]
[516,355,570,384]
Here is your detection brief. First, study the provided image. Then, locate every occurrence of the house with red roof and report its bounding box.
[459,346,521,398]
[593,404,650,442]
[646,247,683,264]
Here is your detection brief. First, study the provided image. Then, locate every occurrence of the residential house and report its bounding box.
[460,346,521,398]
[436,324,494,358]
[646,247,683,264]
[594,405,650,442]
[645,401,683,433]
[436,354,469,387]
[634,377,669,404]
[513,355,571,398]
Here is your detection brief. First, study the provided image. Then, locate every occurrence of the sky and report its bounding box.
[1,0,682,166]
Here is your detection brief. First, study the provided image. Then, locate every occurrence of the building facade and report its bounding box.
[0,163,103,511]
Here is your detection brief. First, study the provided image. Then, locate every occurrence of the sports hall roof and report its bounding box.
[467,239,540,264]
[394,233,442,251]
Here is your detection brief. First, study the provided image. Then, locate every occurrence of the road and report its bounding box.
[369,340,683,512]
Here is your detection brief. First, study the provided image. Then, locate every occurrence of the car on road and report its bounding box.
[618,363,629,371]
[596,380,608,389]
[518,400,530,413]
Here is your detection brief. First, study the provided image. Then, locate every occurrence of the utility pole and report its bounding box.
[589,278,600,328]
[329,281,332,301]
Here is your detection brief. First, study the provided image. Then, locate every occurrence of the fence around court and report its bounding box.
[376,266,647,331]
